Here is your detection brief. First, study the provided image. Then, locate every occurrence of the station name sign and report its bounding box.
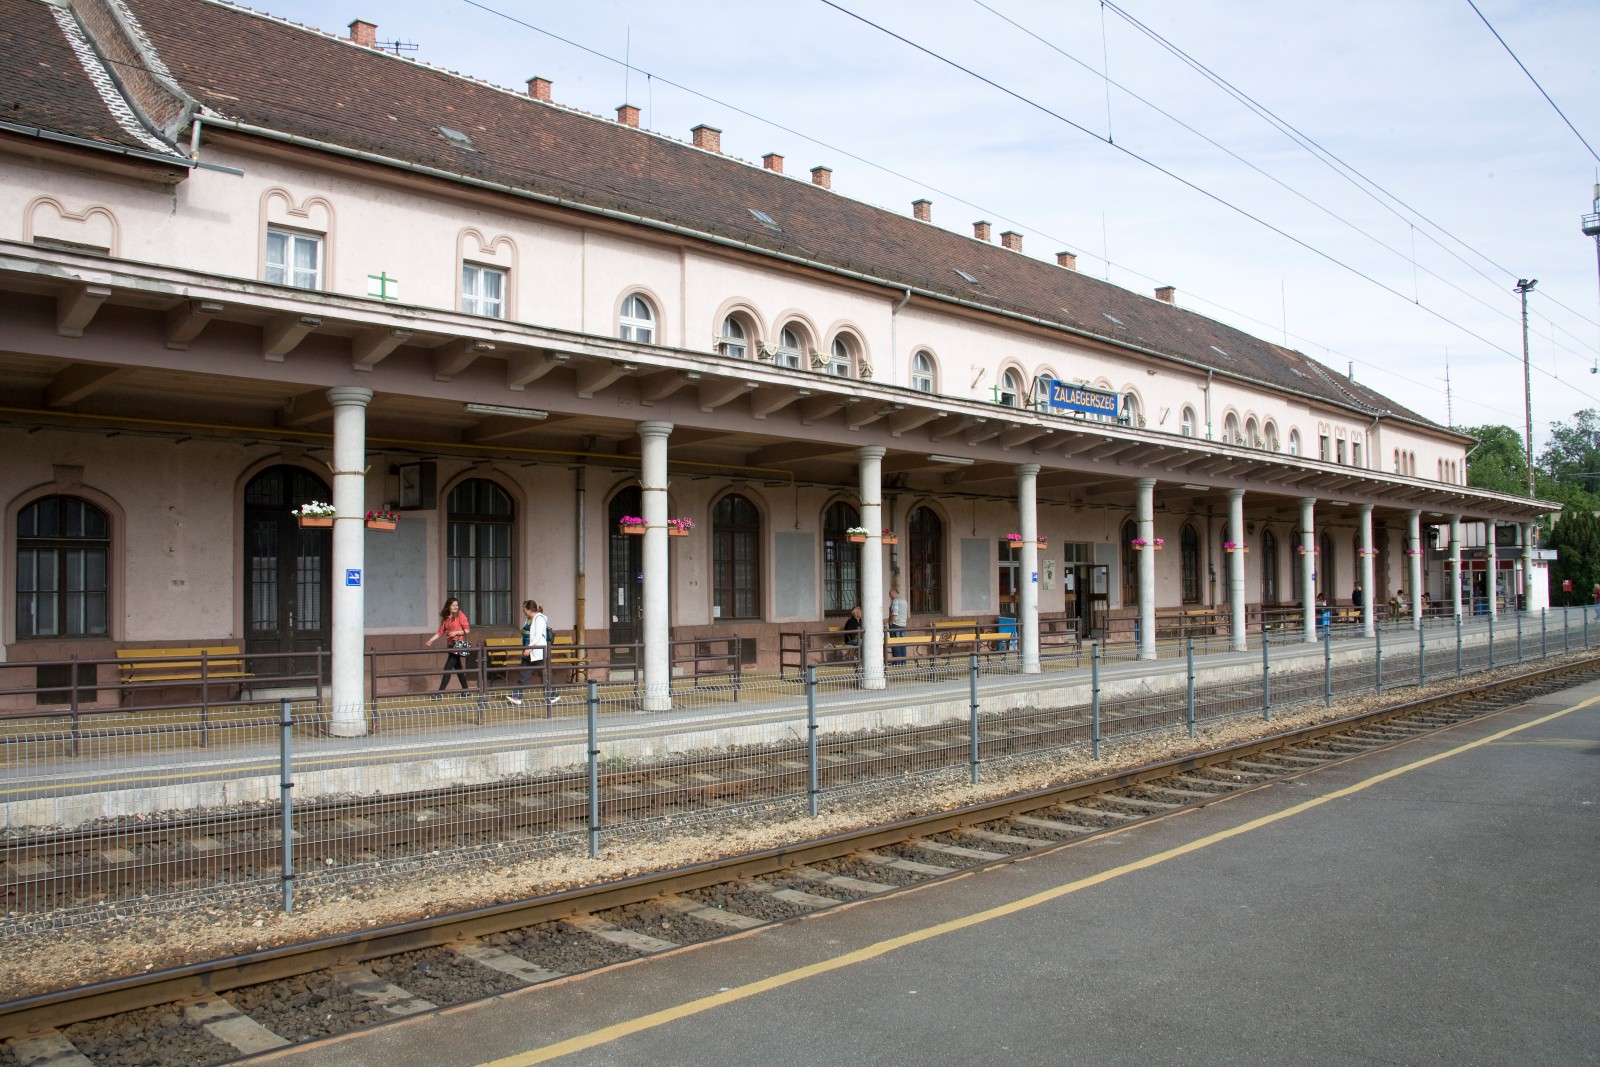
[1040,378,1120,418]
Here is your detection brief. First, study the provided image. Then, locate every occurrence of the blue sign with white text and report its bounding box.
[1040,378,1120,418]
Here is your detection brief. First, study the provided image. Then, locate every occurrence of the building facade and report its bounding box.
[1,0,1552,726]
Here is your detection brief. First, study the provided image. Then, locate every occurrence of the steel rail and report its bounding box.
[4,651,1597,1040]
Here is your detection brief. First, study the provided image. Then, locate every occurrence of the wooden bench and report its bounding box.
[116,646,251,686]
[483,633,588,683]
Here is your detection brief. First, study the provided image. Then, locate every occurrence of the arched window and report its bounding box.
[998,368,1023,407]
[712,494,761,620]
[1261,528,1279,604]
[1264,421,1280,452]
[1180,406,1196,437]
[447,479,515,626]
[1288,429,1301,456]
[908,506,943,614]
[619,293,655,344]
[1245,417,1259,447]
[16,495,109,638]
[1121,519,1139,609]
[775,326,804,370]
[911,350,936,393]
[828,336,853,377]
[1223,413,1241,445]
[1320,532,1335,600]
[1180,523,1201,603]
[1123,393,1143,427]
[717,315,748,359]
[822,501,861,616]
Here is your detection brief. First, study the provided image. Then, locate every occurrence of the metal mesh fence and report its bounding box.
[2,611,1589,936]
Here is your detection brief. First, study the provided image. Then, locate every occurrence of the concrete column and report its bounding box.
[326,386,373,737]
[639,421,673,712]
[1485,520,1498,620]
[1300,497,1317,643]
[1359,504,1375,638]
[858,446,886,690]
[1017,464,1041,673]
[1449,514,1463,620]
[1136,478,1156,661]
[1227,489,1246,651]
[1521,522,1536,614]
[1408,509,1423,630]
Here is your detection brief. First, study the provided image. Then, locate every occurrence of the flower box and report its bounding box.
[298,516,333,529]
[365,519,396,531]
[668,527,687,537]
[667,517,694,537]
[1224,542,1249,554]
[1131,538,1164,551]
[847,534,867,543]
[882,535,899,545]
[619,524,647,536]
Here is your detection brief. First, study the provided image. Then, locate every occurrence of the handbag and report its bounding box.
[449,638,471,651]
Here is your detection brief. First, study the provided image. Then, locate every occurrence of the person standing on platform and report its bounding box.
[1351,583,1363,610]
[424,596,472,696]
[887,583,908,660]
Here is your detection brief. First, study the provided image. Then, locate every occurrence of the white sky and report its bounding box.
[256,0,1600,453]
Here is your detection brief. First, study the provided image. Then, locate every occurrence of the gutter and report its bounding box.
[194,116,1447,438]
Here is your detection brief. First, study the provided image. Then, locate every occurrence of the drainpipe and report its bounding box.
[889,288,911,386]
[1204,369,1214,440]
[574,466,586,644]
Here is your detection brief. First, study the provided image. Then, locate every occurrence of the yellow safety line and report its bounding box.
[479,693,1600,1066]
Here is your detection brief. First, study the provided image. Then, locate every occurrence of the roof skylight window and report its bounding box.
[435,126,476,150]
[954,268,978,284]
[748,208,781,232]
[1209,345,1230,358]
[1102,312,1124,327]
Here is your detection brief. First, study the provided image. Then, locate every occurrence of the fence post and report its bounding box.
[1541,607,1547,660]
[806,666,820,816]
[1488,612,1495,673]
[1587,607,1591,650]
[1418,622,1426,688]
[1456,616,1464,679]
[1091,643,1101,760]
[587,681,600,858]
[1185,638,1196,739]
[1564,606,1570,654]
[1262,637,1271,721]
[1515,611,1523,666]
[1324,625,1332,707]
[279,697,296,916]
[969,653,981,785]
[1375,624,1383,695]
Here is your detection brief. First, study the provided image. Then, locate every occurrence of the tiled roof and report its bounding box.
[25,0,1443,432]
[2,0,173,152]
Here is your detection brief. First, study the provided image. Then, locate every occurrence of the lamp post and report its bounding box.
[1515,277,1537,498]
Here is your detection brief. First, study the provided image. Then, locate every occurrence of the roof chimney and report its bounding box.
[691,124,722,153]
[1000,230,1022,252]
[762,153,784,174]
[347,19,376,48]
[973,220,991,242]
[810,166,832,189]
[1055,251,1077,270]
[527,76,552,102]
[912,199,932,222]
[616,104,639,128]
[1154,286,1176,304]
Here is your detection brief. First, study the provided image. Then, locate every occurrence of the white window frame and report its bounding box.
[998,369,1023,408]
[911,351,936,393]
[619,293,655,344]
[775,326,804,369]
[718,315,748,359]
[266,227,322,290]
[828,337,853,377]
[1180,406,1195,437]
[461,262,506,319]
[1223,414,1241,444]
[1288,429,1301,456]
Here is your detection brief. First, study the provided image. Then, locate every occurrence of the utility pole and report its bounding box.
[1515,278,1537,498]
[1583,184,1600,367]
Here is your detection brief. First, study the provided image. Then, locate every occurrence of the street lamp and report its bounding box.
[1515,277,1537,498]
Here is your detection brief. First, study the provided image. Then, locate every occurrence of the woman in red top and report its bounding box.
[423,596,472,695]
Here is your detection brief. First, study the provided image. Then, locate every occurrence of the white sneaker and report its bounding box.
[547,694,561,706]
[506,695,522,706]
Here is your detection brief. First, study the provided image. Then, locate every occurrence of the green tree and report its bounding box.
[1461,424,1527,495]
[1547,507,1600,606]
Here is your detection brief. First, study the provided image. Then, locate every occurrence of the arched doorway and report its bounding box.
[244,465,331,678]
[608,486,643,656]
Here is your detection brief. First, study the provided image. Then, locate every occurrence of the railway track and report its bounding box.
[3,652,1597,1066]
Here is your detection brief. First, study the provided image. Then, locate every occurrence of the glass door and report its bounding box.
[243,465,331,679]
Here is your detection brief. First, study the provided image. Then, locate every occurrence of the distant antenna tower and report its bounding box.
[1443,350,1453,428]
[377,39,417,56]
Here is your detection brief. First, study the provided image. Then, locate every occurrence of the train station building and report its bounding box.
[0,0,1554,728]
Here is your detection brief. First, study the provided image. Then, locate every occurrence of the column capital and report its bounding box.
[856,445,886,461]
[1298,496,1317,508]
[638,420,674,440]
[1015,463,1041,477]
[325,386,374,407]
[1134,477,1156,490]
[1359,502,1374,515]
[1409,508,1422,519]
[1226,487,1245,501]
